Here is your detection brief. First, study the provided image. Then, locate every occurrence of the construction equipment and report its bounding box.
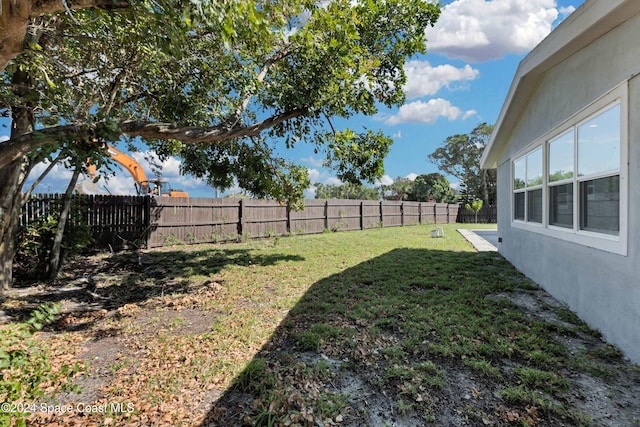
[79,145,189,197]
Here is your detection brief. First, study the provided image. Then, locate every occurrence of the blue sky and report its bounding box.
[15,0,585,198]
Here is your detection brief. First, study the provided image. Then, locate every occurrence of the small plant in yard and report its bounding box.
[295,331,321,351]
[498,385,552,408]
[587,344,625,362]
[234,358,272,394]
[464,357,503,380]
[465,199,483,223]
[316,392,348,419]
[396,398,414,415]
[515,367,569,394]
[310,323,343,340]
[163,234,183,246]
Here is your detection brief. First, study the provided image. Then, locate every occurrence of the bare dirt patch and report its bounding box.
[488,288,640,427]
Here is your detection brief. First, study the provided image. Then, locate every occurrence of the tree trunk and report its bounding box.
[0,159,29,292]
[0,68,33,292]
[47,165,82,279]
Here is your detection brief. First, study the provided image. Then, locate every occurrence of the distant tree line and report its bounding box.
[315,172,456,203]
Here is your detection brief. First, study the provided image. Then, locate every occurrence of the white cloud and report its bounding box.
[130,151,182,178]
[307,168,321,183]
[29,160,74,183]
[375,175,394,187]
[393,130,402,139]
[94,174,138,195]
[426,0,561,62]
[0,135,8,142]
[325,177,342,186]
[301,156,325,168]
[405,173,418,181]
[304,186,317,199]
[385,99,475,125]
[462,109,478,120]
[404,60,479,99]
[559,6,575,17]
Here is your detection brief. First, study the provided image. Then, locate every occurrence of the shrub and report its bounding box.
[15,210,93,280]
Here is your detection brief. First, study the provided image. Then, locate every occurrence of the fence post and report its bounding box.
[379,201,384,227]
[401,202,404,226]
[286,204,291,234]
[238,199,246,242]
[360,201,364,230]
[324,200,329,231]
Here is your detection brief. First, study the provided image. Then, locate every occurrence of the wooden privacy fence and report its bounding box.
[20,195,463,249]
[20,194,151,248]
[147,198,460,248]
[456,204,497,224]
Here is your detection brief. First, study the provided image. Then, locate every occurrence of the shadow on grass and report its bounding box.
[199,248,598,426]
[5,247,304,332]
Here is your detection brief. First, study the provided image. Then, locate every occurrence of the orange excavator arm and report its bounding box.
[104,145,149,189]
[82,145,188,197]
[84,145,151,195]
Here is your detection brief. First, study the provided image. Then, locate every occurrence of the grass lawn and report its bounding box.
[3,223,640,426]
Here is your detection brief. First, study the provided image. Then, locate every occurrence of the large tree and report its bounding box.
[428,123,496,205]
[381,176,414,201]
[0,0,441,290]
[411,172,455,203]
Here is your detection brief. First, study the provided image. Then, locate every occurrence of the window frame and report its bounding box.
[512,147,543,224]
[510,82,628,256]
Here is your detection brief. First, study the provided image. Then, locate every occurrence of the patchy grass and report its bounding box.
[2,223,639,426]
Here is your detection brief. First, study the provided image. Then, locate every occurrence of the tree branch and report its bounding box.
[120,108,306,142]
[229,46,292,128]
[24,152,62,198]
[0,108,307,169]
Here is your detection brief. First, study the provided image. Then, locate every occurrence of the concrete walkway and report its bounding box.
[457,229,498,252]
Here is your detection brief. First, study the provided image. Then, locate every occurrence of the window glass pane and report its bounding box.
[527,189,543,223]
[578,104,620,176]
[549,131,574,182]
[514,158,526,190]
[526,148,543,186]
[514,193,525,220]
[549,183,573,228]
[580,175,619,235]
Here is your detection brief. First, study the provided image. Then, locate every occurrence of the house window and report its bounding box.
[576,104,620,235]
[510,82,627,255]
[548,130,574,228]
[580,175,619,234]
[513,147,542,223]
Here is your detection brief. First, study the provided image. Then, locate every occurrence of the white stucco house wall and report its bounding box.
[481,0,640,363]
